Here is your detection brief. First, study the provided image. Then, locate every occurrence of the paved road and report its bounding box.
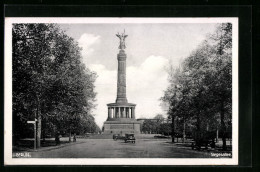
[30,138,216,158]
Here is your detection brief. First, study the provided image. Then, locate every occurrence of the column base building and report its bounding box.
[103,103,141,134]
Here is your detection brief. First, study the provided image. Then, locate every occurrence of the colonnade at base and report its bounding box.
[107,106,135,119]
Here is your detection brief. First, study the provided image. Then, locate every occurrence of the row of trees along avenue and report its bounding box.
[161,23,232,150]
[141,114,171,135]
[13,24,100,148]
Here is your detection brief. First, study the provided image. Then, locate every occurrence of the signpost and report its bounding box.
[27,119,37,150]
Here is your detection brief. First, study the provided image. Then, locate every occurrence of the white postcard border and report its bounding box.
[4,17,238,165]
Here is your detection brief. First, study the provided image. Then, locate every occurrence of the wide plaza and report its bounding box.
[26,135,231,158]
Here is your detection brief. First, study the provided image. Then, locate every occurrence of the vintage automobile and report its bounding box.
[191,138,215,150]
[154,135,170,139]
[124,134,136,143]
[191,131,216,150]
[113,134,125,140]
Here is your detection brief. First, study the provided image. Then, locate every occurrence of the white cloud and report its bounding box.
[88,64,117,128]
[78,33,100,58]
[90,55,169,128]
[127,56,169,119]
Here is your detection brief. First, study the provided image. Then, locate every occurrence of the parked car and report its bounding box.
[113,134,125,140]
[124,134,135,143]
[113,134,118,140]
[154,135,170,139]
[191,131,216,150]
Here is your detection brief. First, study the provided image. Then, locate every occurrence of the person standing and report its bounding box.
[55,132,61,145]
[73,133,76,142]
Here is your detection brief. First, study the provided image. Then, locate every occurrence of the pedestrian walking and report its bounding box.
[73,133,77,142]
[55,132,62,145]
[55,132,61,145]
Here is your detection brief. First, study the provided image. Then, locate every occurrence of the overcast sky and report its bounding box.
[59,23,217,128]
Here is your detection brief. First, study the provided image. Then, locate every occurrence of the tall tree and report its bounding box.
[13,24,98,147]
[161,23,232,149]
[153,114,165,134]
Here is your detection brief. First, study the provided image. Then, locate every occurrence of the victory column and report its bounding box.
[103,30,141,134]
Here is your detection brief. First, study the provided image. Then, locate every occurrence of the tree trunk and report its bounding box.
[35,95,42,148]
[42,120,46,142]
[216,128,219,143]
[220,100,227,150]
[183,119,186,143]
[171,115,175,143]
[42,129,45,142]
[36,111,41,148]
[196,112,201,148]
[197,114,201,135]
[69,128,71,142]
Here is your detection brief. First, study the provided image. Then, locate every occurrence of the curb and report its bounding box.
[14,140,86,153]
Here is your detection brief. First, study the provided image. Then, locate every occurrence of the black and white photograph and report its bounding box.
[4,18,238,165]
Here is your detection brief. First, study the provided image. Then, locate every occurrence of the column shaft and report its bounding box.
[113,107,115,118]
[123,107,126,118]
[108,107,112,119]
[132,107,135,119]
[116,50,127,104]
